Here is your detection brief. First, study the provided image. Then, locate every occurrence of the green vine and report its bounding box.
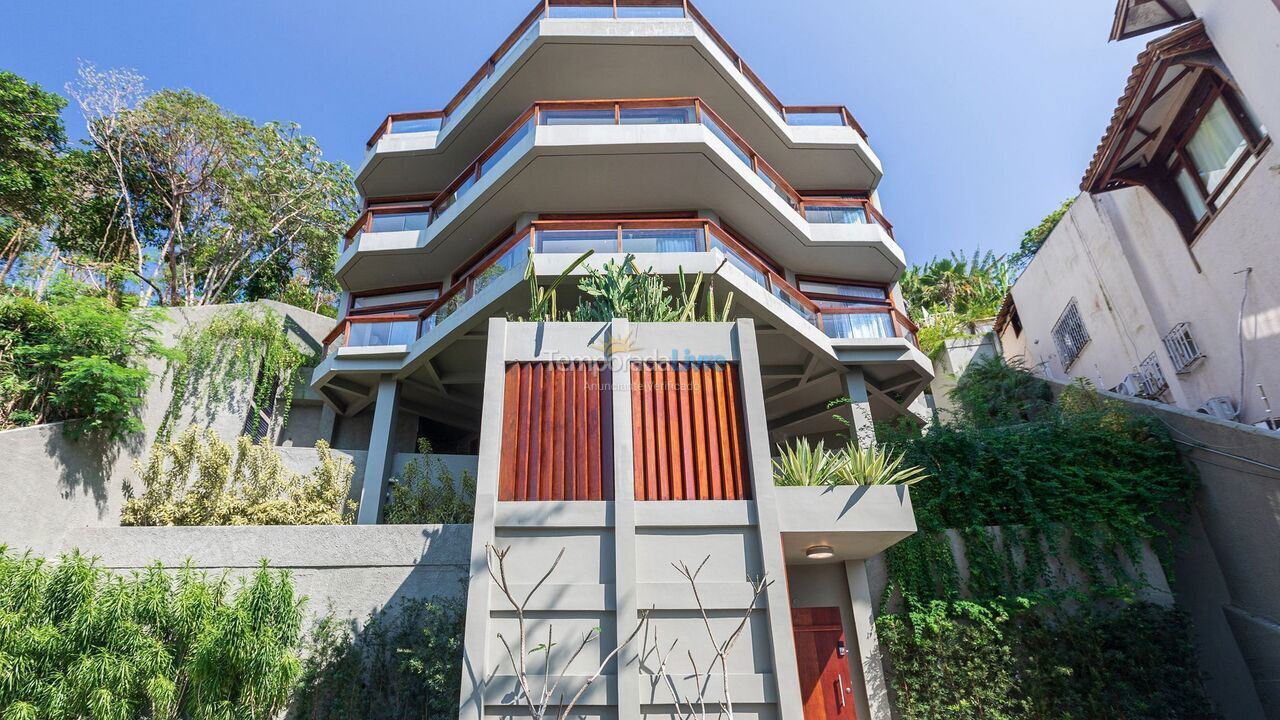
[161,307,312,440]
[875,358,1213,718]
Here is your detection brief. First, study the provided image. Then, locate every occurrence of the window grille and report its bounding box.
[1051,299,1090,370]
[1136,352,1169,399]
[1162,323,1204,374]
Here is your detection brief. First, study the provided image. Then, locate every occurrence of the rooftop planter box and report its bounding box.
[774,484,916,561]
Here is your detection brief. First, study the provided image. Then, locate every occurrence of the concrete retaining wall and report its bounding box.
[23,524,471,623]
[1049,381,1280,719]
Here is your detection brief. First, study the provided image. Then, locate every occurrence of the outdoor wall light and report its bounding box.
[805,545,835,560]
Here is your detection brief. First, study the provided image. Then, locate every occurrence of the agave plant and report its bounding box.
[833,444,928,486]
[772,438,842,486]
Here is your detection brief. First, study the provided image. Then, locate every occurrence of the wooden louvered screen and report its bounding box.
[500,362,613,501]
[631,361,751,501]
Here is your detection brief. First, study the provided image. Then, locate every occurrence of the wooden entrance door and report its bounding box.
[791,607,857,720]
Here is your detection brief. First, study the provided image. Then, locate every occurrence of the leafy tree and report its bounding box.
[65,63,356,306]
[295,596,467,720]
[0,279,166,439]
[1010,196,1075,270]
[900,250,1012,357]
[0,548,304,720]
[0,71,66,284]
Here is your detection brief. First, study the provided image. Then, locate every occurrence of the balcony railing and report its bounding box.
[346,97,812,250]
[799,196,895,239]
[326,217,916,355]
[364,0,867,149]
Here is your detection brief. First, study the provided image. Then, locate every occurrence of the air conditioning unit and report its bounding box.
[1197,396,1239,421]
[1110,374,1141,396]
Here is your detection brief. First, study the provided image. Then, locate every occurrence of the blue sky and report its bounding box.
[3,0,1146,265]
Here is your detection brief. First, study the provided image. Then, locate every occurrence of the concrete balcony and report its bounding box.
[311,239,932,433]
[338,100,904,293]
[356,1,880,198]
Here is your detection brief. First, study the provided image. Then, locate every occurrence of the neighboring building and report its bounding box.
[998,0,1280,429]
[308,3,932,720]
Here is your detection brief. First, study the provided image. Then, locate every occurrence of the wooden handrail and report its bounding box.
[362,0,869,153]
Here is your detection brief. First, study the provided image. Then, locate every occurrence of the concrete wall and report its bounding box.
[1045,384,1280,719]
[1005,0,1280,426]
[25,524,470,624]
[928,322,998,420]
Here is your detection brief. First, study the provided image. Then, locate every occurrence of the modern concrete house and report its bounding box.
[997,0,1280,430]
[306,2,931,719]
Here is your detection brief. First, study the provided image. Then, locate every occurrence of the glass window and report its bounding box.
[822,312,895,340]
[536,229,617,253]
[539,108,615,125]
[619,106,696,125]
[616,4,685,18]
[1185,98,1252,194]
[786,112,845,127]
[348,320,417,347]
[798,279,886,301]
[621,228,703,253]
[1174,167,1208,221]
[368,212,430,233]
[390,117,442,134]
[547,4,613,18]
[351,288,439,310]
[804,205,867,224]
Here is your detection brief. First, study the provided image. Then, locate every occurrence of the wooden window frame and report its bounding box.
[347,283,443,316]
[1155,72,1269,241]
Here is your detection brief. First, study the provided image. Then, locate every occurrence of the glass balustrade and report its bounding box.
[347,319,418,347]
[785,111,845,127]
[368,212,430,233]
[804,205,868,224]
[821,312,896,340]
[389,117,442,134]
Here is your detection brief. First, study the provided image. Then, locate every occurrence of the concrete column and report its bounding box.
[316,404,337,445]
[843,560,892,720]
[356,376,402,525]
[609,319,641,720]
[458,319,509,720]
[736,319,807,720]
[843,368,876,449]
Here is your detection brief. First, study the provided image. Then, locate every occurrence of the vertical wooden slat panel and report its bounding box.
[630,361,750,501]
[653,363,670,501]
[586,362,602,500]
[631,364,645,501]
[576,363,589,500]
[713,365,734,500]
[724,364,748,500]
[499,365,520,500]
[517,364,534,501]
[691,365,709,500]
[525,364,543,501]
[677,363,696,500]
[539,362,555,500]
[643,364,659,502]
[499,362,612,502]
[600,365,614,501]
[664,365,683,500]
[703,364,723,500]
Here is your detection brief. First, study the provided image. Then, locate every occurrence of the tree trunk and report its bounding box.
[34,247,61,299]
[0,224,26,287]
